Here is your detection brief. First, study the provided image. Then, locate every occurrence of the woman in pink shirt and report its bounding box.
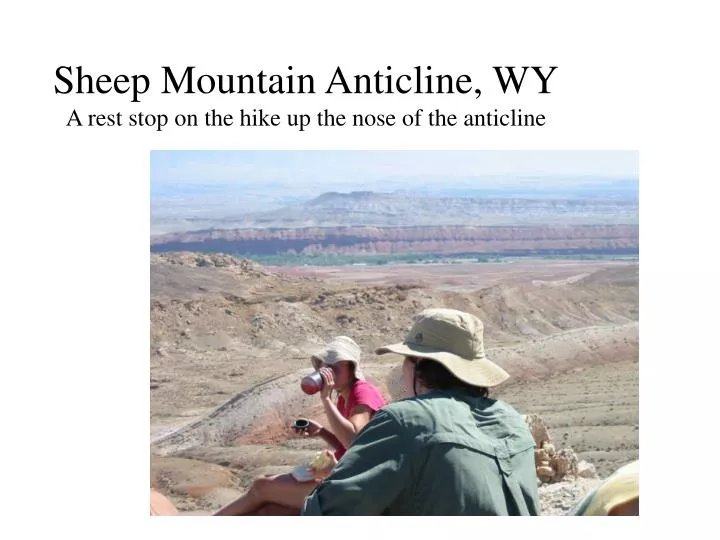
[215,336,386,516]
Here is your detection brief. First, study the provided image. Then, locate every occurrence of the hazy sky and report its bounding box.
[151,150,638,190]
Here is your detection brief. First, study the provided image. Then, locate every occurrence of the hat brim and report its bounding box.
[311,355,365,380]
[375,342,509,388]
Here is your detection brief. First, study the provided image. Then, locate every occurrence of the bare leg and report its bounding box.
[214,474,316,516]
[150,489,179,516]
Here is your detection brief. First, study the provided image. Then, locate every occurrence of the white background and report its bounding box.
[2,0,718,536]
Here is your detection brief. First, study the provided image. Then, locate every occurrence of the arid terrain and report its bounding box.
[150,252,638,515]
[151,189,639,235]
[150,191,638,259]
[150,223,638,258]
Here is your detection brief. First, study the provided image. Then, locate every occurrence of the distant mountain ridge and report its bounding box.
[151,182,638,235]
[149,192,638,258]
[235,190,638,229]
[150,223,639,259]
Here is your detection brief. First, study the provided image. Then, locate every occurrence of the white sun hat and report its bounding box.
[311,336,365,380]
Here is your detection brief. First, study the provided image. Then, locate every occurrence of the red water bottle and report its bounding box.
[301,371,324,395]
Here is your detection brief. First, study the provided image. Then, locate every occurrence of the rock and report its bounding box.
[538,478,604,515]
[543,442,556,457]
[577,460,597,478]
[524,414,590,485]
[537,465,554,482]
[524,413,551,448]
[552,447,578,481]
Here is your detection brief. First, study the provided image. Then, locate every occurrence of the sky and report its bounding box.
[150,150,639,194]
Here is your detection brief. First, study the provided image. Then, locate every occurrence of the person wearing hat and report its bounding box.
[214,336,386,516]
[302,308,540,516]
[571,460,639,516]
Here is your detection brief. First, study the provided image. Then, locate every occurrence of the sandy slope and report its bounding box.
[150,254,638,514]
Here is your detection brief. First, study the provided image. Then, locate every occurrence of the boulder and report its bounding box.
[524,414,592,485]
[577,460,598,478]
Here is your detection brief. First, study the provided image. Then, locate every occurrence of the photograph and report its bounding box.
[149,150,639,516]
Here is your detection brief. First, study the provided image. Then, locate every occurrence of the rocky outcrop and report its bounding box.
[150,224,639,257]
[524,414,599,484]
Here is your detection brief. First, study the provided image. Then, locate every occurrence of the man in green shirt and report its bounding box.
[302,308,540,516]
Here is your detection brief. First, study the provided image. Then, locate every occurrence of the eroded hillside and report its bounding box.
[150,252,639,514]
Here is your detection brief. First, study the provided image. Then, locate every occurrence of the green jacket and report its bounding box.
[302,388,539,516]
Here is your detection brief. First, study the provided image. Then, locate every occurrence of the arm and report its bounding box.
[302,408,412,516]
[320,368,385,448]
[292,418,343,450]
[321,398,373,449]
[317,425,343,450]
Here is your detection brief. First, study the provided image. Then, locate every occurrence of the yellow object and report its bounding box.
[310,451,333,471]
[291,451,334,482]
[574,460,639,516]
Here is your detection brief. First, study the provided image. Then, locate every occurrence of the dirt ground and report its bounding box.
[287,259,636,292]
[494,360,638,478]
[150,254,639,514]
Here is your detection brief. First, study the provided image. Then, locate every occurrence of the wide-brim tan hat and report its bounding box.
[375,308,509,388]
[311,336,365,380]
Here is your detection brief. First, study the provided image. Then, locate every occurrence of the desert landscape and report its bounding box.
[150,253,638,515]
[150,150,638,515]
